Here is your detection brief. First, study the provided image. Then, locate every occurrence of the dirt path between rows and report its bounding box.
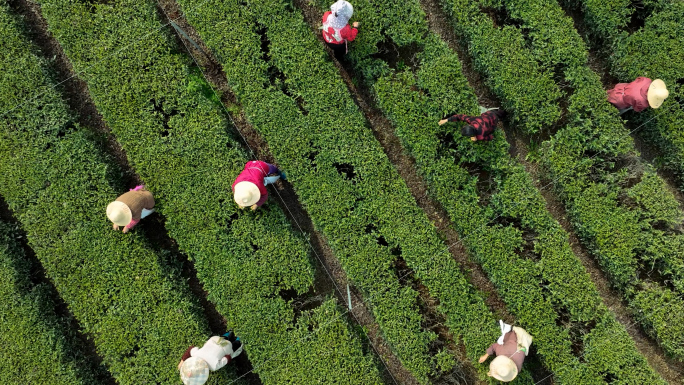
[154,1,425,383]
[417,0,684,382]
[10,0,261,382]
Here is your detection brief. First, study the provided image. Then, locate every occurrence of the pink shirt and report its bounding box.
[607,77,652,112]
[231,161,276,207]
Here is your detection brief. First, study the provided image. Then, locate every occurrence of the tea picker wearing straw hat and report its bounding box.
[607,77,669,114]
[178,332,243,385]
[106,185,155,233]
[232,160,286,210]
[478,320,533,382]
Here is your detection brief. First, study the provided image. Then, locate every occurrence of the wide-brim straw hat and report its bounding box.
[106,201,132,226]
[647,79,669,108]
[490,355,518,382]
[233,181,260,207]
[180,356,210,385]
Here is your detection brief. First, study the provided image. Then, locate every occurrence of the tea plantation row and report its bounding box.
[304,0,665,381]
[0,219,112,384]
[0,2,229,383]
[442,0,684,360]
[565,0,684,191]
[31,0,383,383]
[169,0,514,382]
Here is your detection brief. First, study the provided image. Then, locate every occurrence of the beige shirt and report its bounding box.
[116,190,154,220]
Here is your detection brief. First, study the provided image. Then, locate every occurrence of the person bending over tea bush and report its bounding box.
[439,107,505,142]
[178,331,243,385]
[106,185,155,233]
[607,77,669,114]
[232,160,286,210]
[478,320,533,382]
[321,0,359,60]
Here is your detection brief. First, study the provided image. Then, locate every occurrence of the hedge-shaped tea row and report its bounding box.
[0,221,109,385]
[35,0,383,383]
[560,0,668,42]
[315,0,664,381]
[0,4,227,383]
[416,0,563,134]
[605,2,684,193]
[578,0,684,298]
[174,0,501,382]
[487,0,684,360]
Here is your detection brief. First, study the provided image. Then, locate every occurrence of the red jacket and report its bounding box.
[231,161,278,207]
[321,11,358,44]
[606,77,652,112]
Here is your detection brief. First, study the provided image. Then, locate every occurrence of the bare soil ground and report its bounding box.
[9,0,262,382]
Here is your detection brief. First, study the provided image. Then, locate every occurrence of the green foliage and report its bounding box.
[171,0,503,382]
[313,0,663,381]
[627,170,682,225]
[498,0,684,362]
[0,221,110,385]
[432,349,456,375]
[437,0,563,133]
[630,284,684,359]
[35,0,382,383]
[0,3,224,383]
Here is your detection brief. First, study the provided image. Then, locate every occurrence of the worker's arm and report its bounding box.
[265,162,280,175]
[122,218,140,233]
[439,114,471,125]
[479,342,498,362]
[215,356,231,370]
[341,24,358,42]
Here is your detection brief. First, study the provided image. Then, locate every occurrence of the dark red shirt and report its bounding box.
[446,110,504,141]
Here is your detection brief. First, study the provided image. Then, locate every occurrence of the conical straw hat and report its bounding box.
[490,355,518,382]
[106,201,132,226]
[647,79,669,108]
[180,356,210,385]
[233,181,260,207]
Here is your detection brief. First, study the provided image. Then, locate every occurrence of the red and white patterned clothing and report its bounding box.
[321,11,358,44]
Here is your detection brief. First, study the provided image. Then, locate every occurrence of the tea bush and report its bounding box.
[35,0,383,382]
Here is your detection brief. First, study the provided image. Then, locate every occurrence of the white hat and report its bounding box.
[330,0,353,28]
[180,356,210,385]
[489,356,518,382]
[647,79,669,108]
[106,201,132,226]
[233,181,260,207]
